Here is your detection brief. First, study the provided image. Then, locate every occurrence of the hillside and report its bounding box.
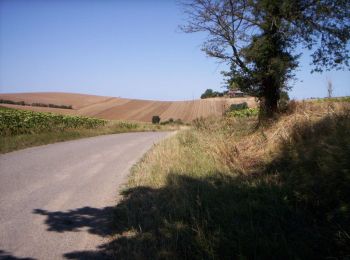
[0,92,256,122]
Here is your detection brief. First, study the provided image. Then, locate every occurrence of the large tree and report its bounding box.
[181,0,350,116]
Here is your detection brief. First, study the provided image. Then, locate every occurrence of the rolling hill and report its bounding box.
[0,92,257,122]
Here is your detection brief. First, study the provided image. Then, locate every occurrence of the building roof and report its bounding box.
[229,90,244,94]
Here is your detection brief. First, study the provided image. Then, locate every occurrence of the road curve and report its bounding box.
[0,132,170,259]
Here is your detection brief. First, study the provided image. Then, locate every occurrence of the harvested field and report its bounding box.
[0,92,257,122]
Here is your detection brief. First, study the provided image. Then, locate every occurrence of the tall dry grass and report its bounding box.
[108,100,350,259]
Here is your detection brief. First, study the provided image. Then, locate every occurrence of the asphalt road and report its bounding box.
[0,132,170,259]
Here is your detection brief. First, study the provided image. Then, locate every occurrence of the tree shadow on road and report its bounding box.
[0,250,35,260]
[32,206,116,259]
[33,174,310,259]
[33,111,350,259]
[33,206,114,237]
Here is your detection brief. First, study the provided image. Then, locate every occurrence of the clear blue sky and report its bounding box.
[0,0,349,100]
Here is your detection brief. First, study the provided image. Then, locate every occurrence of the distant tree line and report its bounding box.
[0,99,73,109]
[200,89,228,99]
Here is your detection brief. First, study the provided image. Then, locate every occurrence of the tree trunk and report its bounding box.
[261,77,279,117]
[260,20,282,118]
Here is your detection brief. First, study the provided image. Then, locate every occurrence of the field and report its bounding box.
[0,107,106,136]
[0,107,181,153]
[0,92,257,122]
[97,100,350,259]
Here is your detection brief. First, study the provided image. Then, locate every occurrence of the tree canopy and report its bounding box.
[182,0,350,116]
[201,88,226,98]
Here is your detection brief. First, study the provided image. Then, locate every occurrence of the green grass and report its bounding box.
[0,106,177,153]
[103,101,350,259]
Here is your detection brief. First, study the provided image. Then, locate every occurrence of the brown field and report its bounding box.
[0,92,257,122]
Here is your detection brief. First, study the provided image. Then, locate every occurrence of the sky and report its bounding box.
[0,0,349,101]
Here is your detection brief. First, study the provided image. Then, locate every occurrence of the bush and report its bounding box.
[226,108,259,118]
[48,104,73,109]
[32,103,49,107]
[0,99,73,109]
[160,118,184,125]
[0,99,27,106]
[227,102,248,112]
[174,119,183,125]
[152,116,161,124]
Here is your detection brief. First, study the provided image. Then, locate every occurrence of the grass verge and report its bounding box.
[107,101,350,259]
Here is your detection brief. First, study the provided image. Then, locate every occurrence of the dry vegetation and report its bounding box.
[0,92,257,122]
[98,100,350,259]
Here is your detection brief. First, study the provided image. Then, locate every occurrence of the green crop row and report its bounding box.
[0,107,106,136]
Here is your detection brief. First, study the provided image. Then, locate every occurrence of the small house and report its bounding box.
[228,90,244,98]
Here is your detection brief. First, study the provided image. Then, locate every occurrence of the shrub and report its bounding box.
[48,104,73,109]
[152,116,161,124]
[160,118,184,125]
[174,119,183,125]
[0,99,27,106]
[32,103,49,107]
[226,108,259,118]
[0,99,73,109]
[227,102,248,112]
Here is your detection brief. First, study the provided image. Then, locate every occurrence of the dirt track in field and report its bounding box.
[0,92,257,122]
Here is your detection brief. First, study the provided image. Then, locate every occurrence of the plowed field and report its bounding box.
[0,92,257,122]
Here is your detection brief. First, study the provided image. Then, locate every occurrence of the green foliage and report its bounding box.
[175,119,184,125]
[160,118,184,125]
[200,89,225,99]
[0,107,106,136]
[152,115,161,124]
[226,108,259,118]
[31,103,73,109]
[0,107,180,153]
[0,99,73,109]
[224,102,257,118]
[0,99,26,106]
[201,89,214,99]
[278,91,291,111]
[183,0,350,115]
[227,102,248,112]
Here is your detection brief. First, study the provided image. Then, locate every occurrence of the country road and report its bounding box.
[0,132,170,259]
